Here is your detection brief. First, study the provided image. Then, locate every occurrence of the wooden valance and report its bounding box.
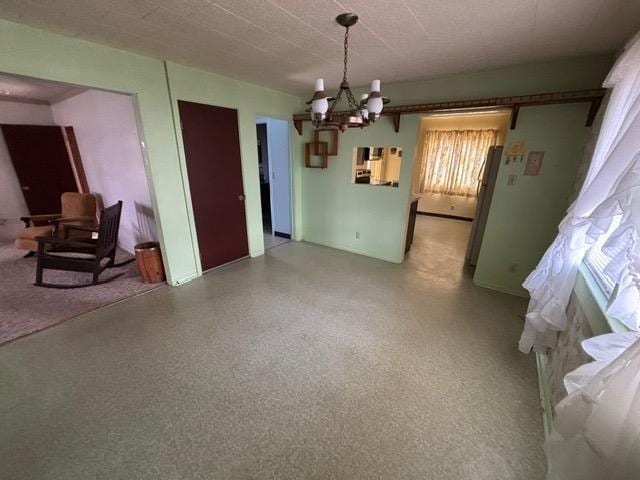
[293,88,606,135]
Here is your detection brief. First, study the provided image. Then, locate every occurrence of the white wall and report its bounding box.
[0,100,56,241]
[257,116,291,235]
[52,90,157,252]
[417,194,477,218]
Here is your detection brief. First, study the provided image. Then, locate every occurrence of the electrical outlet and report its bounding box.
[449,205,455,210]
[509,263,518,273]
[355,231,360,239]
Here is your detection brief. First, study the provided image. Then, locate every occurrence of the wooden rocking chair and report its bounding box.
[34,201,133,288]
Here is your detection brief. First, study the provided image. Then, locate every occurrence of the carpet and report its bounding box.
[0,242,163,345]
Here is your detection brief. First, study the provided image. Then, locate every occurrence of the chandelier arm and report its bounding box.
[327,88,344,115]
[345,87,360,112]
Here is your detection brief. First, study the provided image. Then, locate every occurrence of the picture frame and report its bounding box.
[313,128,339,156]
[305,141,328,169]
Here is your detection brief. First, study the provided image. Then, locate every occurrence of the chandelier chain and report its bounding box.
[343,26,349,83]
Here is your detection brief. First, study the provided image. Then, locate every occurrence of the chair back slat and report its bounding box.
[96,201,123,256]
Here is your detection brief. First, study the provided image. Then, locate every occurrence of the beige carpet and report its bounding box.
[0,242,163,345]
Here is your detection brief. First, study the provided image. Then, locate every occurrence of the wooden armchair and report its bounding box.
[16,192,97,255]
[34,201,132,288]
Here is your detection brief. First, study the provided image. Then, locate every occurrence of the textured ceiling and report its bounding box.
[0,73,86,104]
[1,0,639,96]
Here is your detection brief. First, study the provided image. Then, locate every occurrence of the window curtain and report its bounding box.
[546,334,640,480]
[520,32,640,353]
[419,129,497,197]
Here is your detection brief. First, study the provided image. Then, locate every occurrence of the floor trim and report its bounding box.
[417,211,473,222]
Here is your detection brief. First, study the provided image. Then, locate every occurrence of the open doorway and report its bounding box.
[256,116,292,251]
[0,72,162,345]
[408,110,510,272]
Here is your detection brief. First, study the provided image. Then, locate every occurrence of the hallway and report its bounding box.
[0,221,544,479]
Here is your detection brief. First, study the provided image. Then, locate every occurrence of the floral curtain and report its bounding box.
[519,32,640,354]
[418,129,498,197]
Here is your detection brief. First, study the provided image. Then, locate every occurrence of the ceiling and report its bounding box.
[1,0,639,96]
[0,73,87,105]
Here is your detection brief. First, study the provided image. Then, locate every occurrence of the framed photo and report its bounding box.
[524,151,545,176]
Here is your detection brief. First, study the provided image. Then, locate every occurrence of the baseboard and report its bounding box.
[169,271,199,286]
[301,239,402,264]
[274,231,291,239]
[417,211,473,222]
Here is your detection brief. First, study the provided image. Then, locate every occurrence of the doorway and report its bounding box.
[1,125,83,214]
[410,110,511,267]
[179,100,249,270]
[0,71,161,345]
[255,116,291,250]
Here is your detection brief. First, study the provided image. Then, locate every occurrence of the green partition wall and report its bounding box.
[0,19,302,285]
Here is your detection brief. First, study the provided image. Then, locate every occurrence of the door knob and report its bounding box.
[238,194,246,201]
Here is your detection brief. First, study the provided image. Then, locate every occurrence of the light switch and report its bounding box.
[507,174,518,186]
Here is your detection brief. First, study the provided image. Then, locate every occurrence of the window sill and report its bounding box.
[577,262,630,334]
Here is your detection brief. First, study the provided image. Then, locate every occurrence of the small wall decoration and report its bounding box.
[505,141,525,164]
[313,129,339,156]
[524,150,545,176]
[305,141,328,169]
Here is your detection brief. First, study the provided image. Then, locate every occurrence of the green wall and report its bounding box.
[300,55,612,266]
[1,17,613,289]
[164,62,302,274]
[0,19,197,285]
[0,19,302,285]
[372,55,612,103]
[473,103,591,296]
[301,116,420,263]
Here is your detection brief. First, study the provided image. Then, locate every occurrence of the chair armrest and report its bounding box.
[65,224,99,234]
[36,236,97,249]
[53,216,96,226]
[20,214,61,227]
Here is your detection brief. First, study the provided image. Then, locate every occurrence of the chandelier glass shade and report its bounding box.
[306,13,390,132]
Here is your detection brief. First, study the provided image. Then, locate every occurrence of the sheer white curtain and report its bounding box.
[547,335,640,480]
[519,32,640,353]
[419,129,497,197]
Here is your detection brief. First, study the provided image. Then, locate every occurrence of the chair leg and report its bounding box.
[35,259,44,286]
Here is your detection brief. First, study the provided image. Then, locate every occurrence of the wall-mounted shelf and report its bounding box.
[313,128,339,155]
[293,88,606,135]
[305,141,328,168]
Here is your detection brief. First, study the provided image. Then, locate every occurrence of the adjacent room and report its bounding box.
[1,2,640,479]
[409,110,510,268]
[0,73,163,344]
[256,115,292,250]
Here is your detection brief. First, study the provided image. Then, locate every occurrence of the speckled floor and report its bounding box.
[0,216,545,479]
[263,230,289,250]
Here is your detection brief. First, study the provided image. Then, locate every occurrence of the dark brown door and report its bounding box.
[178,100,249,270]
[1,125,78,214]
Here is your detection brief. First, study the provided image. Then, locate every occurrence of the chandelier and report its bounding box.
[306,13,390,132]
